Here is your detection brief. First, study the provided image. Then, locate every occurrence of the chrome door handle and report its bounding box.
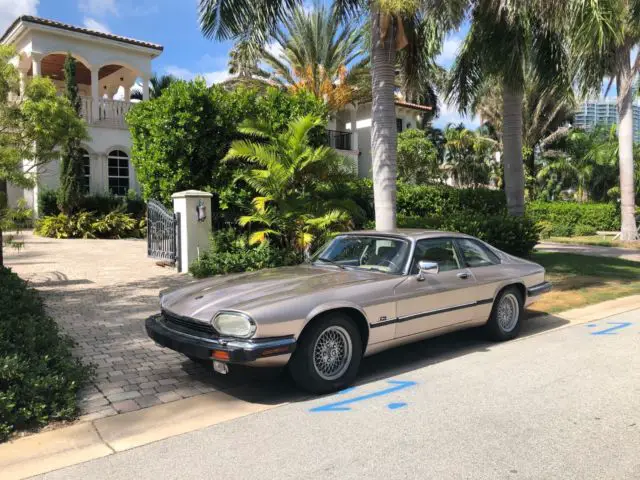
[457,272,470,279]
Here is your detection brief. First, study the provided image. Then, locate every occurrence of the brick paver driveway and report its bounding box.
[6,232,265,420]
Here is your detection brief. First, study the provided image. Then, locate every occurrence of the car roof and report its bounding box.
[342,229,473,240]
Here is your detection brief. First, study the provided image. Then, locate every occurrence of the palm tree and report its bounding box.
[261,4,364,110]
[130,74,178,100]
[222,40,272,91]
[568,0,639,240]
[447,0,568,216]
[473,67,576,178]
[442,124,497,187]
[224,115,352,251]
[199,0,466,231]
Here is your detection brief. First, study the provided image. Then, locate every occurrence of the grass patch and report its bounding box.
[527,252,640,314]
[548,236,640,250]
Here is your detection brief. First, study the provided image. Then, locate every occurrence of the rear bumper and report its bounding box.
[527,281,552,298]
[145,314,296,366]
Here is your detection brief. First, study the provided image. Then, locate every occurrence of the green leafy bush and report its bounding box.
[397,213,540,257]
[34,212,144,239]
[190,229,303,278]
[0,267,91,441]
[397,184,506,218]
[573,223,597,236]
[536,220,554,239]
[527,201,619,234]
[38,189,146,219]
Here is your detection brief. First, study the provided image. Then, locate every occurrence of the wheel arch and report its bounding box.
[301,304,370,350]
[493,282,527,305]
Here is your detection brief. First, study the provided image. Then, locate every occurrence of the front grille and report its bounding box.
[162,311,217,336]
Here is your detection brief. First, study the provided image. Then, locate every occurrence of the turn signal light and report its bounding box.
[211,350,230,361]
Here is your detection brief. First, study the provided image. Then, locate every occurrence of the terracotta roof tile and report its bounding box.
[1,16,163,51]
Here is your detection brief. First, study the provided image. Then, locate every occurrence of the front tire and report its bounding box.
[289,313,362,394]
[485,287,523,341]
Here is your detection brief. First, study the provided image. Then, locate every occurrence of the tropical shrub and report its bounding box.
[225,115,355,253]
[573,223,597,236]
[126,81,328,208]
[34,212,145,239]
[190,229,303,278]
[396,129,443,184]
[527,201,619,233]
[0,267,91,441]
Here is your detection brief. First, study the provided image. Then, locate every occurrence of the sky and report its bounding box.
[1,0,480,128]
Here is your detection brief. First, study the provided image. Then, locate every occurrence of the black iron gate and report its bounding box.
[147,199,180,270]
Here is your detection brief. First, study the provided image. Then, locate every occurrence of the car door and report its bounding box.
[454,238,505,322]
[394,237,479,338]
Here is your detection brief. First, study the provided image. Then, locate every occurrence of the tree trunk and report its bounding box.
[371,8,397,231]
[502,85,525,216]
[616,47,638,241]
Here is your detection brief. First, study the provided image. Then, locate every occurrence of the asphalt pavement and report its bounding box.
[37,308,640,480]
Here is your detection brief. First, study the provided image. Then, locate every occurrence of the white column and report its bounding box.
[172,190,213,273]
[349,106,358,152]
[31,53,42,77]
[142,74,150,100]
[18,68,27,96]
[91,67,100,122]
[124,85,131,101]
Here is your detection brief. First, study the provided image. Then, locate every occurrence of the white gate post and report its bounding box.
[172,190,213,273]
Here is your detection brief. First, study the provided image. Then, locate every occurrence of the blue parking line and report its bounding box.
[310,380,416,412]
[589,322,633,335]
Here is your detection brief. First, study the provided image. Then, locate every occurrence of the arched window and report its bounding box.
[107,150,130,196]
[80,149,90,194]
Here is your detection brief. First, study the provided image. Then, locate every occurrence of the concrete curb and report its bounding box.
[2,294,640,480]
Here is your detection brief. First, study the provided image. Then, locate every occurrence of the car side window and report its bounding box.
[456,239,500,268]
[411,238,461,273]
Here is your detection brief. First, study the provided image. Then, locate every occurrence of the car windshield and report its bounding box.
[311,235,410,274]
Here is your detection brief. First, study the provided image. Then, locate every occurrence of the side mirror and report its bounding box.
[417,260,439,281]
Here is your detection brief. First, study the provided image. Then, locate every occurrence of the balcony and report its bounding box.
[80,96,133,129]
[326,129,352,151]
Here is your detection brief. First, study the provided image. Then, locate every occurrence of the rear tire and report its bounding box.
[289,313,362,394]
[485,287,523,341]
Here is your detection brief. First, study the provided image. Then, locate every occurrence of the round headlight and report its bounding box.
[212,312,255,338]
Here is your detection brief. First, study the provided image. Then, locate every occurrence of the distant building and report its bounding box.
[573,99,640,142]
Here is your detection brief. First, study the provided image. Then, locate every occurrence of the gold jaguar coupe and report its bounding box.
[146,230,551,393]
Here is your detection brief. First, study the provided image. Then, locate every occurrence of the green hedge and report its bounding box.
[397,184,506,218]
[38,189,146,219]
[190,229,303,278]
[396,212,540,257]
[0,267,91,441]
[527,201,619,236]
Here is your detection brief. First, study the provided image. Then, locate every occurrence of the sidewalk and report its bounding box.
[535,241,640,262]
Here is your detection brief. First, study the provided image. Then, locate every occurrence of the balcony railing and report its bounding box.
[80,96,133,129]
[326,129,352,151]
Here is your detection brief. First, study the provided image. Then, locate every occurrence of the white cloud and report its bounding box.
[79,0,117,16]
[165,66,232,85]
[433,101,480,130]
[264,41,283,59]
[0,0,39,33]
[83,17,111,33]
[437,36,462,67]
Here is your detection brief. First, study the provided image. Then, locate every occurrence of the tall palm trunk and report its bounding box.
[502,85,525,216]
[371,8,397,231]
[616,46,638,241]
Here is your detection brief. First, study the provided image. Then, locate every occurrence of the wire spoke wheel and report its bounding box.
[497,293,519,333]
[312,325,353,381]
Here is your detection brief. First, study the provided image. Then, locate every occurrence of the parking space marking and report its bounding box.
[310,380,416,412]
[587,322,633,335]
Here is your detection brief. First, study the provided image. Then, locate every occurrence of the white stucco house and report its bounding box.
[1,16,163,215]
[328,100,430,177]
[2,15,429,216]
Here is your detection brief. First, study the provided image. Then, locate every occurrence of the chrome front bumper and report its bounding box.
[145,314,296,366]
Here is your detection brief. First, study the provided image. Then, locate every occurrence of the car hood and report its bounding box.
[161,265,388,322]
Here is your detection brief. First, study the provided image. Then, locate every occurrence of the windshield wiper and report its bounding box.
[316,257,346,269]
